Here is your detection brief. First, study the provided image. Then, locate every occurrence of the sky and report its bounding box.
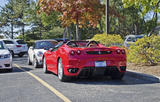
[0,0,8,8]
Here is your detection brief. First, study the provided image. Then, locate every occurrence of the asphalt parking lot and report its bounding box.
[0,55,160,102]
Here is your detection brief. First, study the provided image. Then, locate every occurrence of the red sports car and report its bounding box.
[43,41,126,81]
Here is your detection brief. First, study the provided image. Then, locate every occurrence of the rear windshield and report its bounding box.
[0,41,5,49]
[16,40,26,44]
[3,40,14,44]
[35,41,58,49]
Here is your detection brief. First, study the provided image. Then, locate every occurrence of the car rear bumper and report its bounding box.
[14,51,28,55]
[63,57,126,76]
[0,58,12,69]
[79,66,126,77]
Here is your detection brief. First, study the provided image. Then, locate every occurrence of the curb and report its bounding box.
[126,70,160,83]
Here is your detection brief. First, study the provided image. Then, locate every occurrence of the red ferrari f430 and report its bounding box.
[43,41,126,81]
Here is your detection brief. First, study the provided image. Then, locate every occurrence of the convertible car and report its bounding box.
[43,41,126,81]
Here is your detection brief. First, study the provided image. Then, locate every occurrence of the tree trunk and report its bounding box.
[68,27,71,40]
[11,23,14,39]
[99,20,103,34]
[40,26,42,40]
[106,0,109,34]
[76,17,79,40]
[22,23,25,40]
[63,28,66,40]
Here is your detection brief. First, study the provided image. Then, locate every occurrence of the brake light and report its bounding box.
[77,50,81,55]
[16,45,22,47]
[122,50,125,54]
[70,50,75,55]
[116,49,121,54]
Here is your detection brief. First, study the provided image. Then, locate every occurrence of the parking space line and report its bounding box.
[14,64,71,102]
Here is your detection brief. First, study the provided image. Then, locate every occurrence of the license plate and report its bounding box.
[95,61,106,67]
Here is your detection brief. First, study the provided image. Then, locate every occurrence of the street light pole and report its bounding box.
[106,0,109,34]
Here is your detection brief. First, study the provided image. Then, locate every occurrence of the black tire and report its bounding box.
[28,56,32,65]
[8,68,13,72]
[33,57,38,68]
[43,57,49,73]
[10,51,14,57]
[111,72,125,80]
[58,58,68,82]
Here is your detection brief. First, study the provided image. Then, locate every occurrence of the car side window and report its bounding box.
[127,37,136,42]
[0,41,5,49]
[127,37,132,42]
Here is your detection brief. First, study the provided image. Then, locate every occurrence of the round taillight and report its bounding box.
[70,50,75,55]
[122,50,125,54]
[77,50,81,55]
[116,49,121,54]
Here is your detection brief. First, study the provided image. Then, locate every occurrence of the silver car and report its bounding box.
[0,40,13,71]
[124,35,144,48]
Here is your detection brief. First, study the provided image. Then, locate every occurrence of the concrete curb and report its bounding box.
[126,70,160,83]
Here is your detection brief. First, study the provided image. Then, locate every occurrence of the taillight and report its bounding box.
[70,50,81,55]
[77,50,81,55]
[70,50,75,55]
[16,45,22,47]
[116,49,126,54]
[122,50,125,54]
[116,49,121,54]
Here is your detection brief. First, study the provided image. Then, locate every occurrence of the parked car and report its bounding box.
[28,40,58,68]
[43,40,127,82]
[124,35,144,48]
[2,39,28,57]
[0,40,13,71]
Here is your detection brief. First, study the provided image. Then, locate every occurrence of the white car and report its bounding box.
[28,40,58,68]
[0,40,13,71]
[2,39,28,57]
[124,35,144,48]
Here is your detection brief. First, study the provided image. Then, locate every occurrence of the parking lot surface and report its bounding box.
[0,55,160,102]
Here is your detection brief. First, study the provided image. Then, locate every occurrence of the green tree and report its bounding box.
[122,0,160,15]
[0,0,31,39]
[38,0,105,40]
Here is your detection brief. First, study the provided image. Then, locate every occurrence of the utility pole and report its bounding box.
[106,0,109,34]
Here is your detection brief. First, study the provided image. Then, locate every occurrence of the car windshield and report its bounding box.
[35,41,58,49]
[16,40,26,44]
[127,36,143,42]
[0,41,5,49]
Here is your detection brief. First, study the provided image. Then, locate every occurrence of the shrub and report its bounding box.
[127,35,160,65]
[91,34,124,47]
[26,40,35,47]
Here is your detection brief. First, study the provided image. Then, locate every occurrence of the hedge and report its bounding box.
[127,35,160,65]
[91,34,124,47]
